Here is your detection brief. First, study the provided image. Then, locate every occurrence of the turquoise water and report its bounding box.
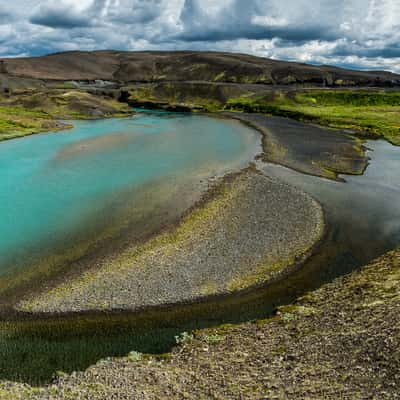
[0,112,259,278]
[1,119,399,385]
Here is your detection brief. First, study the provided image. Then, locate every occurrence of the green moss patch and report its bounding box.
[0,90,133,141]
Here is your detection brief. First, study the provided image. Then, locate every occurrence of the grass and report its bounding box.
[224,90,400,145]
[127,85,400,145]
[203,334,226,344]
[0,319,179,385]
[0,106,55,140]
[0,90,133,141]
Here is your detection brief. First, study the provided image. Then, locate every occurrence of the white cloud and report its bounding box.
[0,0,398,73]
[251,15,288,28]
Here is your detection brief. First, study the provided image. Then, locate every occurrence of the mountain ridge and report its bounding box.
[1,50,399,86]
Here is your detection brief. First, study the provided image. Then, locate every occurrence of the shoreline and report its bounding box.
[3,219,326,322]
[0,112,137,142]
[0,111,336,323]
[219,111,370,181]
[0,121,73,142]
[0,108,372,323]
[1,109,398,389]
[0,114,263,314]
[13,168,325,315]
[4,248,396,398]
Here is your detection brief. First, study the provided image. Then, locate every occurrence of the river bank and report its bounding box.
[1,98,399,393]
[2,248,398,399]
[1,51,399,398]
[0,90,133,141]
[126,85,400,145]
[221,111,369,180]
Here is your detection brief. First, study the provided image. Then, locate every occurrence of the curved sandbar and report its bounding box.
[17,170,324,314]
[0,113,260,304]
[223,112,369,181]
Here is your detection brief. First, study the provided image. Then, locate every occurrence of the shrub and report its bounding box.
[175,332,194,345]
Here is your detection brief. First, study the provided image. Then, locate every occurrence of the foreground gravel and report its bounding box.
[17,170,324,313]
[2,249,399,399]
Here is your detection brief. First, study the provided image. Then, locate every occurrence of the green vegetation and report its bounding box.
[0,318,180,384]
[175,331,194,345]
[0,90,133,141]
[0,105,66,140]
[126,84,400,145]
[203,334,226,344]
[127,84,223,112]
[224,90,400,145]
[126,351,144,362]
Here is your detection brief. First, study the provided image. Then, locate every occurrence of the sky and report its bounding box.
[0,0,399,72]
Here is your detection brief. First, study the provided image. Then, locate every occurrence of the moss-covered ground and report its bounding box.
[0,90,133,141]
[0,105,67,140]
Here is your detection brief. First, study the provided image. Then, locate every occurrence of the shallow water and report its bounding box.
[0,112,260,279]
[1,116,400,385]
[260,139,400,274]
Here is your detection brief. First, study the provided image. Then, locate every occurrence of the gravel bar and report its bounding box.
[17,170,324,313]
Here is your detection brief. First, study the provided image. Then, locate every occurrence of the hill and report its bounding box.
[1,50,399,86]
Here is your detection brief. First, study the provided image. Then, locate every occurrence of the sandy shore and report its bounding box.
[17,169,324,314]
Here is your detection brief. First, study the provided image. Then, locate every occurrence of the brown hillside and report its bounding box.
[1,51,399,86]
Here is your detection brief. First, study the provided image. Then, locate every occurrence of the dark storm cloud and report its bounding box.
[332,41,400,59]
[175,24,333,43]
[30,14,92,29]
[29,0,166,29]
[29,4,93,28]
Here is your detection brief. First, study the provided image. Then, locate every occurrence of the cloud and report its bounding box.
[103,0,164,24]
[0,0,398,73]
[29,0,177,30]
[0,6,13,25]
[174,0,344,42]
[331,39,400,59]
[29,1,97,28]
